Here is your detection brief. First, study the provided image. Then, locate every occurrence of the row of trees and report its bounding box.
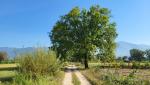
[130,49,150,61]
[117,49,150,62]
[50,5,117,68]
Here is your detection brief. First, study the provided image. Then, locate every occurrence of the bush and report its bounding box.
[132,62,140,69]
[144,62,150,69]
[3,49,65,85]
[16,49,61,77]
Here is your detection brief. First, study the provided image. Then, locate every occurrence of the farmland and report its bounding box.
[81,63,150,85]
[1,1,150,85]
[0,64,17,83]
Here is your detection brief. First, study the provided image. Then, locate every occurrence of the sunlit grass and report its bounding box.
[0,71,16,78]
[0,64,19,70]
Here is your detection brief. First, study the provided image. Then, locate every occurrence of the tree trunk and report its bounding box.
[84,53,89,69]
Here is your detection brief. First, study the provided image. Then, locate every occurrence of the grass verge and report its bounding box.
[72,72,80,85]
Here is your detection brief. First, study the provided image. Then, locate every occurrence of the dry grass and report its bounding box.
[81,67,150,85]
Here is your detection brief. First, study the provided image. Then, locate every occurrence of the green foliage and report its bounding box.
[72,72,81,85]
[130,49,145,61]
[50,5,117,68]
[132,61,140,69]
[0,51,7,62]
[101,70,150,85]
[145,49,150,60]
[9,72,64,85]
[16,49,61,76]
[0,49,64,85]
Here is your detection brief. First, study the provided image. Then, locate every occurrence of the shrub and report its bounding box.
[144,62,150,69]
[132,61,140,69]
[16,49,61,77]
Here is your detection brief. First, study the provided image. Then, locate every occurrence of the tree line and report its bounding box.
[117,49,150,62]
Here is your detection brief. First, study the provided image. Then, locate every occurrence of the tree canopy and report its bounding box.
[130,49,145,61]
[0,51,7,62]
[145,49,150,60]
[50,5,117,68]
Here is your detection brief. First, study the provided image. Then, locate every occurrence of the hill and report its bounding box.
[116,41,150,57]
[0,41,150,58]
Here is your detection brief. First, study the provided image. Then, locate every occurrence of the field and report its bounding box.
[81,63,150,85]
[0,64,17,82]
[0,64,18,70]
[0,50,65,85]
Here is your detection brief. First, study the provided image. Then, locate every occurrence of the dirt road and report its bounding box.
[63,65,91,85]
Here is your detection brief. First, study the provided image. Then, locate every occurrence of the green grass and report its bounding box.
[0,49,64,85]
[72,72,80,85]
[0,64,18,70]
[0,71,16,82]
[0,71,16,78]
[82,67,150,85]
[89,62,150,69]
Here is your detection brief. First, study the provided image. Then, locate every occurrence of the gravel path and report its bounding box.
[63,65,91,85]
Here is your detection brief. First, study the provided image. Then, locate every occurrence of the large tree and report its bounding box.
[50,5,117,68]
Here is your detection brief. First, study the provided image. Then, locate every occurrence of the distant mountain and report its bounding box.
[0,41,150,59]
[116,41,150,57]
[0,47,37,58]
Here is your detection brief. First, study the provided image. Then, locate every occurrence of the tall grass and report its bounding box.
[72,72,80,85]
[82,67,150,85]
[16,49,60,76]
[4,48,64,85]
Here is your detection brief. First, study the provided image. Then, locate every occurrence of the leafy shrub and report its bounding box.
[132,62,140,69]
[144,62,150,69]
[3,49,65,85]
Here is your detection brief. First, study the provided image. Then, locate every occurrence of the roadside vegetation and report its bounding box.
[82,66,150,85]
[72,72,81,85]
[0,49,64,85]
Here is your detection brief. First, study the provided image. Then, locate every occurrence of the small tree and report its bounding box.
[145,49,150,60]
[130,49,145,61]
[0,51,7,62]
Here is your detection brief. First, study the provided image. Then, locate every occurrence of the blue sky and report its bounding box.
[0,0,150,47]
